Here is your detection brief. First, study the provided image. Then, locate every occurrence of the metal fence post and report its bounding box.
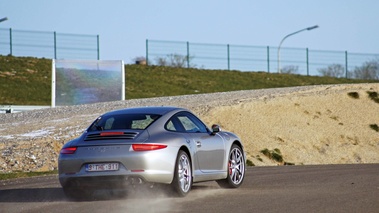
[345,51,348,78]
[146,39,149,65]
[267,46,270,73]
[186,41,190,68]
[9,28,12,55]
[54,31,57,59]
[97,35,100,60]
[306,48,309,76]
[227,44,230,70]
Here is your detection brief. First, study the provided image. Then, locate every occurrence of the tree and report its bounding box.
[318,64,345,78]
[352,58,379,80]
[155,53,196,68]
[280,65,298,74]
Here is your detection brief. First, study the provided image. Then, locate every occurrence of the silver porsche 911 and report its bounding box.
[58,106,245,198]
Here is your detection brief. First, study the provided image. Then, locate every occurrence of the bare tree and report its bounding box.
[281,65,298,74]
[156,57,168,66]
[168,54,187,67]
[318,64,345,78]
[352,58,379,80]
[155,53,196,68]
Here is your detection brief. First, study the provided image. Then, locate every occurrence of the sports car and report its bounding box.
[58,106,245,198]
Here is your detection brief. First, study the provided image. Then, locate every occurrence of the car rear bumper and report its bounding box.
[58,144,178,187]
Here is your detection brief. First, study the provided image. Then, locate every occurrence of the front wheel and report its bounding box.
[217,144,245,188]
[170,150,192,197]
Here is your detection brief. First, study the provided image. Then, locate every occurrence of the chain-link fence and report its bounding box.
[0,28,99,60]
[146,39,379,79]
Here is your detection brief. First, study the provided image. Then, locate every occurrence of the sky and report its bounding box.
[1,0,379,64]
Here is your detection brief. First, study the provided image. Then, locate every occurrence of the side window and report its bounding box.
[166,120,176,131]
[178,113,208,133]
[177,116,199,132]
[165,112,208,133]
[186,113,208,133]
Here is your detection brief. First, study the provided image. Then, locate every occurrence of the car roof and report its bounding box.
[104,106,186,116]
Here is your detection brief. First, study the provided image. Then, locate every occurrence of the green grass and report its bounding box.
[246,159,254,166]
[0,170,58,180]
[369,124,379,132]
[1,55,378,105]
[260,148,284,163]
[347,92,360,99]
[367,91,379,103]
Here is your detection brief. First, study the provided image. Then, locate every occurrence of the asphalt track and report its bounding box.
[0,164,378,213]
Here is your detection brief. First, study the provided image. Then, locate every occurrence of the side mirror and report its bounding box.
[211,124,221,135]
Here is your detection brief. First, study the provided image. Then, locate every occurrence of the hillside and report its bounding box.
[0,83,378,173]
[0,56,378,172]
[203,84,379,166]
[0,55,377,105]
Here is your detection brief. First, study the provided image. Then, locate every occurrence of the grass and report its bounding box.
[260,148,284,163]
[347,92,360,99]
[260,148,295,165]
[369,124,379,132]
[1,55,378,105]
[0,170,58,180]
[367,91,379,103]
[246,159,254,166]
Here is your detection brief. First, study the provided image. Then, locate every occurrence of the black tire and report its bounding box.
[217,144,245,188]
[170,150,192,197]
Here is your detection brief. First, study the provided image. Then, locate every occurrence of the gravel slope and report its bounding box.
[0,83,378,172]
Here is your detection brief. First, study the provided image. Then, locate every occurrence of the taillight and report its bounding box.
[132,144,167,151]
[60,147,77,154]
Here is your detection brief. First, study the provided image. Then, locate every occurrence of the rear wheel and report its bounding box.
[171,150,192,197]
[217,144,245,188]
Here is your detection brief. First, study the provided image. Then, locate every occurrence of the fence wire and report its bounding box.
[0,28,99,60]
[147,39,379,79]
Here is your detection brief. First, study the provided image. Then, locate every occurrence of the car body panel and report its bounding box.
[189,132,225,172]
[58,106,245,191]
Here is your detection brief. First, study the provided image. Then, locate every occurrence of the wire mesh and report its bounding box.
[0,28,99,60]
[147,39,379,79]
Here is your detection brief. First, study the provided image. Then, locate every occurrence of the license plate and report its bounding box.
[86,163,119,172]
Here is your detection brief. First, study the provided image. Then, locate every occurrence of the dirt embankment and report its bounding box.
[0,83,378,172]
[201,84,379,166]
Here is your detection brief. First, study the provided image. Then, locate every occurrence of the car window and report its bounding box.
[166,112,208,133]
[178,116,199,132]
[88,114,160,131]
[166,120,176,131]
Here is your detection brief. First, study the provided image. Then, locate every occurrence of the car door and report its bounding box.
[175,112,225,173]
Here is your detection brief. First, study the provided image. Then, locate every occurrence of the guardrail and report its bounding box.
[0,105,50,113]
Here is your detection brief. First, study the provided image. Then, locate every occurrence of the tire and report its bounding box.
[217,144,245,188]
[170,150,192,197]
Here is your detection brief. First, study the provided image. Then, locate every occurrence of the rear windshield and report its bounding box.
[88,113,161,131]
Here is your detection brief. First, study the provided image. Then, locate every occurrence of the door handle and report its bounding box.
[196,141,201,147]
